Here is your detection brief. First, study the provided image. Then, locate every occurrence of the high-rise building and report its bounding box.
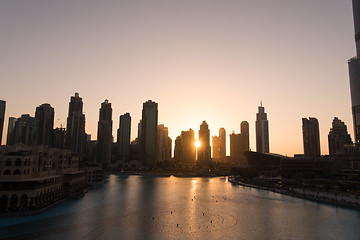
[117,113,131,161]
[53,127,66,149]
[198,121,211,164]
[212,128,226,158]
[302,117,321,157]
[140,100,158,167]
[349,0,360,144]
[13,114,39,146]
[97,100,113,169]
[240,121,250,152]
[174,129,196,166]
[66,93,85,156]
[219,128,226,158]
[212,135,220,158]
[157,124,172,162]
[6,117,16,145]
[230,121,249,161]
[328,117,353,156]
[256,103,269,153]
[0,100,5,145]
[35,103,54,146]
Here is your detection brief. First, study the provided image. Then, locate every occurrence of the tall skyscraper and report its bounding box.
[212,135,220,158]
[174,129,196,166]
[157,124,172,162]
[230,121,249,161]
[212,128,226,158]
[255,103,269,153]
[97,100,113,169]
[328,117,353,156]
[349,0,360,144]
[240,121,250,152]
[302,117,321,157]
[0,100,5,145]
[13,114,39,146]
[117,113,131,161]
[66,93,85,156]
[6,117,16,145]
[35,103,54,146]
[140,100,158,167]
[198,121,211,164]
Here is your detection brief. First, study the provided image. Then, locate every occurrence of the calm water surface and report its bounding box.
[1,174,360,240]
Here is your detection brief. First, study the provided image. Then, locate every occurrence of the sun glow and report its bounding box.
[195,140,201,148]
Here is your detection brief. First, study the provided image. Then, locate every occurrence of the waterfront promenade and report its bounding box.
[228,176,360,210]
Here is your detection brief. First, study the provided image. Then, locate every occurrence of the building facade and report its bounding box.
[13,114,39,146]
[0,100,5,145]
[302,117,321,157]
[97,100,113,170]
[35,103,54,147]
[349,0,360,143]
[66,93,85,157]
[212,128,226,159]
[157,124,172,162]
[117,113,131,161]
[198,121,211,165]
[255,103,269,153]
[6,117,16,145]
[229,121,249,166]
[328,117,353,156]
[174,129,196,166]
[0,144,87,214]
[140,100,158,167]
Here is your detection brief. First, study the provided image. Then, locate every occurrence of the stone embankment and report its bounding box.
[228,177,360,211]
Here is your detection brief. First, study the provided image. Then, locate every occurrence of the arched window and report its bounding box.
[3,170,11,175]
[15,158,21,167]
[13,169,21,175]
[5,158,11,166]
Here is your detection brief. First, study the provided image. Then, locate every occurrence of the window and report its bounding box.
[15,158,21,166]
[5,159,11,166]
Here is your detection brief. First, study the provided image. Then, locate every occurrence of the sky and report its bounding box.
[0,0,356,157]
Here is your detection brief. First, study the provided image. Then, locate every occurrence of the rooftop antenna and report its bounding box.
[260,101,262,107]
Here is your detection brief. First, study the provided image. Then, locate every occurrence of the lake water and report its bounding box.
[1,174,360,240]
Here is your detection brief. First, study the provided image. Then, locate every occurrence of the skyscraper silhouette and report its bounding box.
[256,103,269,153]
[66,93,85,156]
[240,121,250,153]
[349,0,360,143]
[328,117,352,156]
[302,117,321,157]
[212,128,226,158]
[198,121,211,164]
[157,124,172,162]
[117,113,131,161]
[230,121,249,165]
[97,100,113,169]
[6,117,16,145]
[13,114,38,146]
[0,100,5,145]
[35,103,54,146]
[174,129,196,166]
[140,100,158,167]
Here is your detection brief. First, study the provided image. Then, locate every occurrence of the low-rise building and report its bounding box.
[0,144,87,214]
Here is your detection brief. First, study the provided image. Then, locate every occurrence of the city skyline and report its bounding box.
[0,1,355,156]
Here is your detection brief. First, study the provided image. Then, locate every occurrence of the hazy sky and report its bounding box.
[0,0,355,156]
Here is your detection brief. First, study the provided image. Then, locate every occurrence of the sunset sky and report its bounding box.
[0,0,355,156]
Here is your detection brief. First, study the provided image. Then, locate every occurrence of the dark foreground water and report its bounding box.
[1,174,360,240]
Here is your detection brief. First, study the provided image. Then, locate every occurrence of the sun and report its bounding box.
[195,140,201,148]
